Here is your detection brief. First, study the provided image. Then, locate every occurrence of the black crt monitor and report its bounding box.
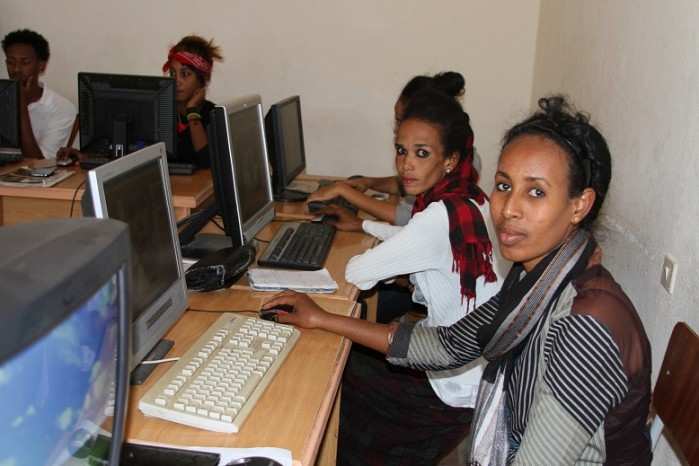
[0,79,21,153]
[179,94,275,258]
[0,217,131,465]
[81,142,189,384]
[78,72,176,159]
[265,95,308,202]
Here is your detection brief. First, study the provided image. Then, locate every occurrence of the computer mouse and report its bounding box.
[226,457,283,466]
[56,158,74,167]
[259,304,294,321]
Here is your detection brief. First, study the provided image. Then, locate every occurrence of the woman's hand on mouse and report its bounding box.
[316,204,363,232]
[261,290,328,328]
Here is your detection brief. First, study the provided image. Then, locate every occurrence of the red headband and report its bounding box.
[162,47,212,76]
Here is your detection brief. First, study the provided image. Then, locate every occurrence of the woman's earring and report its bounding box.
[445,167,451,174]
[573,216,580,224]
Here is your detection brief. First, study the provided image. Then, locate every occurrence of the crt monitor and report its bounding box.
[78,72,176,159]
[0,79,20,153]
[179,94,275,258]
[265,95,308,202]
[0,217,131,465]
[81,142,189,384]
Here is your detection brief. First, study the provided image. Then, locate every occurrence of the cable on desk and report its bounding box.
[69,179,86,218]
[140,357,180,365]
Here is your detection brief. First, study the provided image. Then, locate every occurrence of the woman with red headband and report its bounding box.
[162,35,223,167]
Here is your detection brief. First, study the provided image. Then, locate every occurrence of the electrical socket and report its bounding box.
[660,254,678,294]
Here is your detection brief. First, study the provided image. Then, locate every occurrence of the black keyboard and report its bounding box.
[79,156,112,170]
[308,178,359,215]
[167,162,199,175]
[257,222,335,270]
[0,150,23,163]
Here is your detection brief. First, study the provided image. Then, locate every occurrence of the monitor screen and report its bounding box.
[0,79,20,150]
[180,95,275,259]
[81,142,189,383]
[78,72,176,159]
[265,95,307,201]
[0,217,131,466]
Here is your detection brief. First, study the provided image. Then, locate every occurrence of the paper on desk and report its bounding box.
[284,181,317,194]
[246,268,338,293]
[0,168,73,187]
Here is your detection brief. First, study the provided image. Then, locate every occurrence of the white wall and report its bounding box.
[533,2,699,465]
[0,0,539,191]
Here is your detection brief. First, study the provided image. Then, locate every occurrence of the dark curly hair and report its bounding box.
[502,95,612,230]
[399,71,465,102]
[399,88,473,165]
[2,29,50,62]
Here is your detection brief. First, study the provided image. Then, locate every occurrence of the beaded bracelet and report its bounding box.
[187,112,202,122]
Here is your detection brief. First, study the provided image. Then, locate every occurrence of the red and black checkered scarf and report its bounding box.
[411,147,496,303]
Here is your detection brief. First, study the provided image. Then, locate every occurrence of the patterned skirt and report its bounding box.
[337,345,472,466]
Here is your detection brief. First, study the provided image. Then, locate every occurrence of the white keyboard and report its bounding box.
[139,313,300,433]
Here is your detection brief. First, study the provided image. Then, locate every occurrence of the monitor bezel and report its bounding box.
[210,94,276,244]
[0,78,20,149]
[265,95,307,198]
[0,217,132,466]
[81,142,189,371]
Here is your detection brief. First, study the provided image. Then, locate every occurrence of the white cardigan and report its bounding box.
[346,200,507,407]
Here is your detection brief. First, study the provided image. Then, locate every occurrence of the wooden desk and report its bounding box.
[0,161,214,226]
[126,290,359,466]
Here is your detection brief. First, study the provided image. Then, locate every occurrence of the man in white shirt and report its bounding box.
[2,29,76,159]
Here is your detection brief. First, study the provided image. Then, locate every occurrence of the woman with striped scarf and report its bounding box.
[263,95,652,465]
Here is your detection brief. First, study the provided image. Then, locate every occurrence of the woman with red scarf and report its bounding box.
[162,35,222,167]
[277,89,507,465]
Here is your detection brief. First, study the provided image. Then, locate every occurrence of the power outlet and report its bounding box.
[660,254,678,294]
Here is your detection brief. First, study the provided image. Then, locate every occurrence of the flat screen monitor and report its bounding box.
[0,78,20,153]
[81,142,189,384]
[78,72,176,159]
[0,217,131,465]
[179,94,275,258]
[265,95,308,202]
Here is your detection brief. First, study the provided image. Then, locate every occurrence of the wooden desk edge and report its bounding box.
[300,303,360,466]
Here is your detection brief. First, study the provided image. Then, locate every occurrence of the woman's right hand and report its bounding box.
[317,204,363,232]
[261,290,329,328]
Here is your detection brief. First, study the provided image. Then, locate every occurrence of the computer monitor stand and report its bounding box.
[180,234,237,260]
[130,339,174,385]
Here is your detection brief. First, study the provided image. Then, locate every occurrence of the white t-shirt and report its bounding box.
[27,83,76,158]
[347,200,509,407]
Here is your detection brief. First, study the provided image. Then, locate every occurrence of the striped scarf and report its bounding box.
[468,229,596,465]
[411,150,495,303]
